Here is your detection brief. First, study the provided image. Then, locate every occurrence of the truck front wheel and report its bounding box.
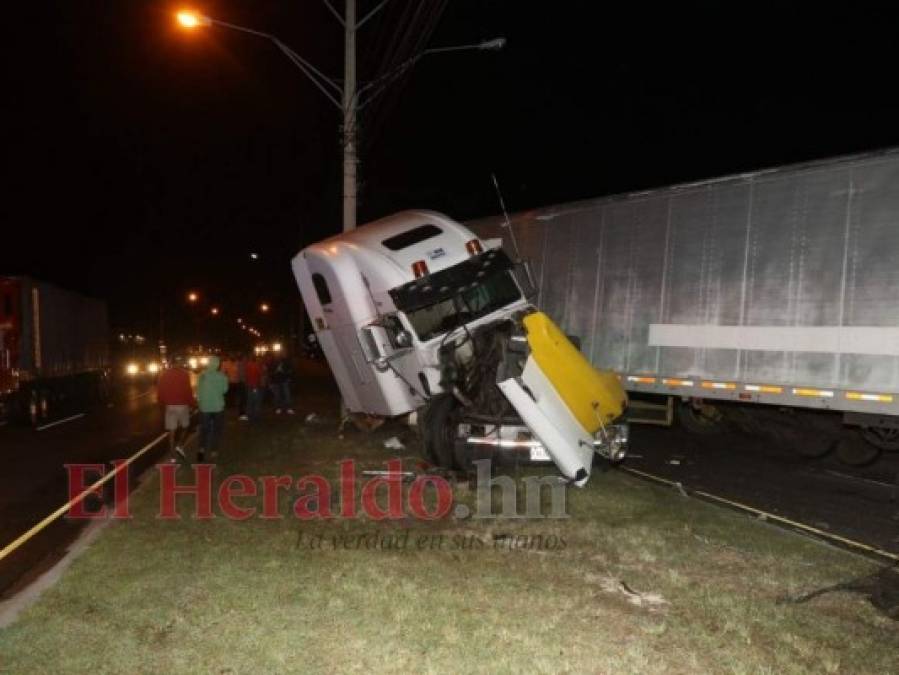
[421,395,458,470]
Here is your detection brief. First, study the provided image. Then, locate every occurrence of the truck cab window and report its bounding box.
[405,270,521,341]
[312,273,332,306]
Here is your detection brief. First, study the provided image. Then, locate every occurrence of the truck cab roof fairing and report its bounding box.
[303,211,484,296]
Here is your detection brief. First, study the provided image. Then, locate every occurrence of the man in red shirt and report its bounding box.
[243,355,264,422]
[157,362,195,459]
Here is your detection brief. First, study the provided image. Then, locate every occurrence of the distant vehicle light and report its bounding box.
[272,342,282,352]
[199,356,209,366]
[147,362,160,374]
[188,357,199,369]
[126,363,139,376]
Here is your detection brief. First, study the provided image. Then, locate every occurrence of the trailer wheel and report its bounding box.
[784,432,835,459]
[421,395,458,470]
[835,430,882,467]
[860,426,899,452]
[677,400,727,435]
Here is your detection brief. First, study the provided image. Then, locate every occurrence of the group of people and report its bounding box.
[156,351,296,462]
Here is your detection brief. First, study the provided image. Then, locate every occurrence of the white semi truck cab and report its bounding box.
[291,210,628,485]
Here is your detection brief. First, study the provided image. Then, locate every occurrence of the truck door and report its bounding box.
[298,259,366,412]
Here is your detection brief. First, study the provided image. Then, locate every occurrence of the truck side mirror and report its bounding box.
[394,329,412,348]
[381,314,414,350]
[359,320,412,372]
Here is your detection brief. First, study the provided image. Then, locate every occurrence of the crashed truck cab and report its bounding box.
[291,210,628,485]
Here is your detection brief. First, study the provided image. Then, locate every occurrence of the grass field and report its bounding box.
[0,412,897,674]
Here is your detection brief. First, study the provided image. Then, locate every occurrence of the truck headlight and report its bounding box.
[593,422,629,462]
[147,362,159,374]
[126,362,139,376]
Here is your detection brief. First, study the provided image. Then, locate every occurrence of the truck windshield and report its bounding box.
[405,270,521,341]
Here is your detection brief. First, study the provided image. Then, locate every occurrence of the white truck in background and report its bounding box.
[291,210,628,485]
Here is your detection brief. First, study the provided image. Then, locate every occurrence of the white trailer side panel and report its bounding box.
[468,149,899,414]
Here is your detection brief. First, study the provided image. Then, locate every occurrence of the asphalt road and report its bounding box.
[625,422,899,557]
[0,378,166,595]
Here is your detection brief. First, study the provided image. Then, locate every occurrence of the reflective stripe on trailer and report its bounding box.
[621,374,899,412]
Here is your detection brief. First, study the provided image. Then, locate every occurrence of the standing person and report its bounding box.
[157,361,194,460]
[236,352,248,421]
[268,352,295,415]
[197,355,228,461]
[244,354,264,422]
[220,354,239,408]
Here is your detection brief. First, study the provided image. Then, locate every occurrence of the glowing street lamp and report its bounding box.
[187,291,199,303]
[260,303,270,313]
[176,10,210,29]
[210,307,220,316]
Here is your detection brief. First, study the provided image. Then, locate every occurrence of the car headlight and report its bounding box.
[199,356,209,366]
[126,363,139,376]
[147,362,159,374]
[188,357,198,369]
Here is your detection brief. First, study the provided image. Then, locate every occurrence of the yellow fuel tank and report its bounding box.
[522,312,627,432]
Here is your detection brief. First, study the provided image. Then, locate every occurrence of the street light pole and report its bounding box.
[343,0,357,232]
[177,6,503,234]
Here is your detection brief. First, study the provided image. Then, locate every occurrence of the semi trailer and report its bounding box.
[0,277,109,426]
[468,147,899,466]
[291,210,629,485]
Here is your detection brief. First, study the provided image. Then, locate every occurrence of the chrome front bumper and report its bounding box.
[463,421,629,463]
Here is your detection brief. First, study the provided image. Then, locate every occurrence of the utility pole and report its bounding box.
[342,0,357,232]
[178,2,501,234]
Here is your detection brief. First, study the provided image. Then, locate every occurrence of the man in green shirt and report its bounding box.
[196,355,228,461]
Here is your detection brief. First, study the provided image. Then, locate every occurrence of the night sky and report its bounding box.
[4,1,899,348]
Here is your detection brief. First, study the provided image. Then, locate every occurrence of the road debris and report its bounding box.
[585,573,669,612]
[383,436,405,450]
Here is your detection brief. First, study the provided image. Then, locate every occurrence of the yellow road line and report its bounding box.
[0,432,168,563]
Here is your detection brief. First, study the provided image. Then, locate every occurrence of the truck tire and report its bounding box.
[421,395,458,470]
[860,426,899,452]
[835,430,882,467]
